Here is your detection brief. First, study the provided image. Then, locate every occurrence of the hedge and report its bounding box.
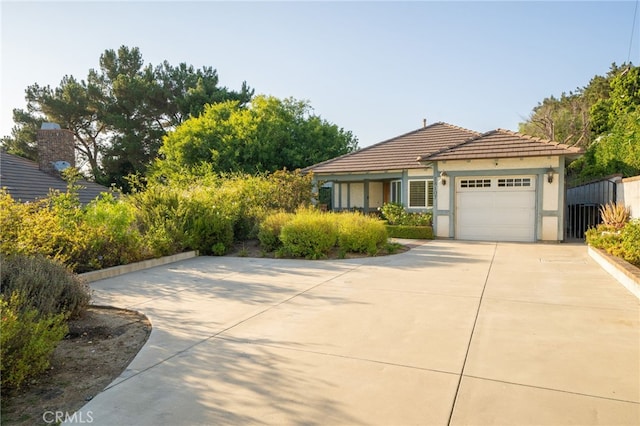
[385,225,434,239]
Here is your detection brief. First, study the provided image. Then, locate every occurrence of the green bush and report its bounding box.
[585,224,622,250]
[379,202,432,226]
[129,184,186,257]
[180,192,234,255]
[280,209,338,259]
[258,211,293,252]
[386,225,434,239]
[379,202,405,225]
[1,169,316,269]
[337,212,388,255]
[5,193,80,267]
[586,220,640,268]
[0,293,68,390]
[0,254,91,319]
[76,193,146,272]
[619,220,640,266]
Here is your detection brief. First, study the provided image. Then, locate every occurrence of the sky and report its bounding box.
[1,1,638,149]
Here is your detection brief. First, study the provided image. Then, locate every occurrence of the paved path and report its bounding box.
[72,241,639,425]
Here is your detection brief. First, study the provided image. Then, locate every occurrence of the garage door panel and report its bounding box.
[456,176,536,242]
[494,192,535,209]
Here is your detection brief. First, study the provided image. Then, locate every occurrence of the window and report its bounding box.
[390,180,402,203]
[498,178,531,187]
[408,179,433,208]
[460,179,491,188]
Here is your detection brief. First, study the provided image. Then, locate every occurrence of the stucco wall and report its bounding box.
[350,183,365,208]
[617,175,640,219]
[369,182,384,208]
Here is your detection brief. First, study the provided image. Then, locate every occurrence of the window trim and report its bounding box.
[408,179,433,208]
[390,180,402,204]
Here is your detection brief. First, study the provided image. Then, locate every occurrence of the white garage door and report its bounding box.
[456,176,536,242]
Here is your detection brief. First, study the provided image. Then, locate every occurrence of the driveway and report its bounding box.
[72,241,639,425]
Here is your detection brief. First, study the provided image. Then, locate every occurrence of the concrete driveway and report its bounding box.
[72,241,639,425]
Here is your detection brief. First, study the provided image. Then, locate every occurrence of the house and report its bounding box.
[305,122,583,242]
[1,123,114,205]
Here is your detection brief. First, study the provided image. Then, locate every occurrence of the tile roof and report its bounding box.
[417,129,584,162]
[305,122,480,174]
[1,151,115,204]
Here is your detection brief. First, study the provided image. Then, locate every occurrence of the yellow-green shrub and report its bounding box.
[586,220,640,268]
[280,209,338,259]
[129,184,186,257]
[179,189,234,255]
[0,293,68,390]
[258,211,293,252]
[337,213,388,255]
[619,220,640,266]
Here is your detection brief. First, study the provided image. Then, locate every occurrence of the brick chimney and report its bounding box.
[36,123,75,174]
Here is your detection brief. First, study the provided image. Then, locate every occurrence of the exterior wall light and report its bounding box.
[546,167,554,183]
[440,170,448,186]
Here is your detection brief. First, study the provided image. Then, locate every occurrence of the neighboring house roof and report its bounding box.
[1,151,114,204]
[306,122,480,174]
[417,129,584,162]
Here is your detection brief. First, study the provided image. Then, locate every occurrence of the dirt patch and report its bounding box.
[1,306,151,426]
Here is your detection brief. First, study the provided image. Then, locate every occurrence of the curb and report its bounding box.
[588,246,640,300]
[79,251,198,283]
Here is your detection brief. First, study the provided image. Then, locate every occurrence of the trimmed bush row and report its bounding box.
[386,225,434,240]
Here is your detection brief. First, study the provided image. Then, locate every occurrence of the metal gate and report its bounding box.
[565,179,617,239]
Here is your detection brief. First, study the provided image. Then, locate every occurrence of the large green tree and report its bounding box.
[520,63,640,181]
[152,95,358,179]
[2,46,253,189]
[519,63,633,148]
[519,92,591,146]
[570,106,640,179]
[0,109,44,160]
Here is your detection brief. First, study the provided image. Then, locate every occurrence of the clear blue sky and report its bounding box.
[1,1,638,148]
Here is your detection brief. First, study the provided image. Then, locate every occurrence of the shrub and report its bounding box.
[8,195,80,267]
[379,202,432,226]
[0,190,25,255]
[386,225,434,239]
[600,202,630,229]
[402,211,433,227]
[279,209,338,259]
[586,220,640,268]
[76,193,146,272]
[258,211,293,252]
[619,219,640,267]
[180,193,234,255]
[585,224,621,250]
[0,254,90,319]
[379,202,405,225]
[1,293,68,390]
[337,212,388,255]
[130,185,186,257]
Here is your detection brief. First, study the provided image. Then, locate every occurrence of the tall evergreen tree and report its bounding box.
[1,46,253,190]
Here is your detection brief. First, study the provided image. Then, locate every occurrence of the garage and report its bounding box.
[455,176,536,242]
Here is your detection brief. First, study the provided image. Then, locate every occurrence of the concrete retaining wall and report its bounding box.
[588,246,640,300]
[79,251,198,283]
